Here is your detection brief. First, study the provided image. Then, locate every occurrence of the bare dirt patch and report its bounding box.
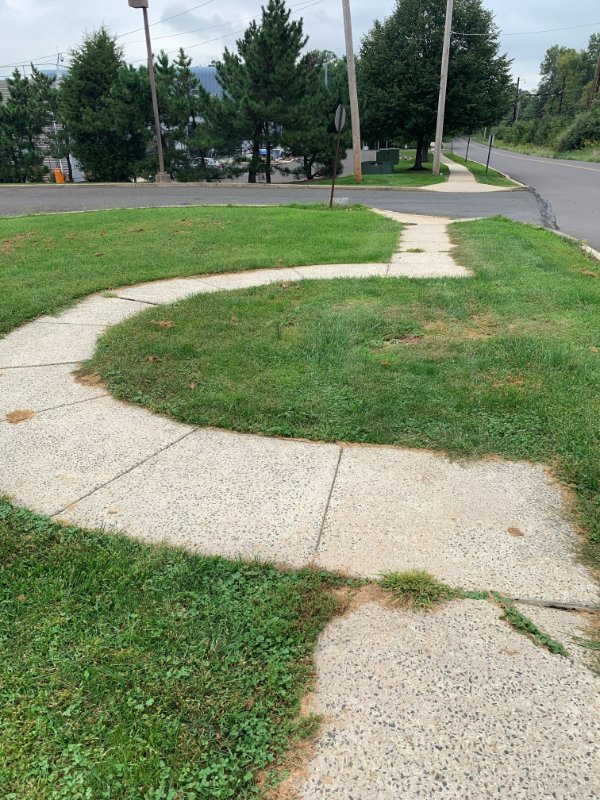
[6,409,35,424]
[1,232,35,255]
[74,371,105,388]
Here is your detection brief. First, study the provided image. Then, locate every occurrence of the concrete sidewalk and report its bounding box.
[1,209,598,798]
[422,154,517,193]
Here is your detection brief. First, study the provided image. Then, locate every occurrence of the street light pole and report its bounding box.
[432,0,454,176]
[341,0,362,183]
[128,0,170,182]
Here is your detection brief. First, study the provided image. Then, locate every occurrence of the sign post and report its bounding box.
[486,134,494,173]
[329,104,347,208]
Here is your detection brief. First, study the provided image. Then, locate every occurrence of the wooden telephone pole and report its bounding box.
[341,0,362,182]
[589,52,600,108]
[432,0,454,176]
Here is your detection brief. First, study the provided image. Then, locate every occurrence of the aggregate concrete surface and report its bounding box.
[297,601,600,800]
[1,210,598,797]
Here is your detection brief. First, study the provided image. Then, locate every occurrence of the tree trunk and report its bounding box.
[421,137,429,165]
[248,135,260,183]
[303,155,312,180]
[266,141,272,184]
[66,153,74,183]
[412,131,424,170]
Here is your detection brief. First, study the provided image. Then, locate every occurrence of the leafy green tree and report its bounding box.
[60,28,152,181]
[282,52,351,180]
[215,0,311,182]
[359,0,511,169]
[0,68,54,183]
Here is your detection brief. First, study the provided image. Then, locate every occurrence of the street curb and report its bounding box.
[0,179,529,193]
[549,229,600,263]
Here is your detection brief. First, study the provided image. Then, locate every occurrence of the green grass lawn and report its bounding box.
[85,219,600,570]
[445,152,518,187]
[0,205,399,336]
[0,499,348,800]
[314,158,448,187]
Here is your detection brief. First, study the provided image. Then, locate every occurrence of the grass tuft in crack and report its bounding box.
[379,571,460,609]
[492,593,569,656]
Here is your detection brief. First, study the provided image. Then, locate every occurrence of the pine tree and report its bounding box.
[360,0,511,169]
[282,52,351,180]
[215,0,310,183]
[153,49,212,178]
[60,28,152,181]
[0,68,54,183]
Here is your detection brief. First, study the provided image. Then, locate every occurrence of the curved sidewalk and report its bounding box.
[0,211,596,605]
[2,210,598,800]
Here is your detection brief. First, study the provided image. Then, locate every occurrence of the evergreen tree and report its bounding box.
[359,0,511,169]
[215,0,311,182]
[0,68,54,183]
[60,28,152,181]
[282,52,351,180]
[154,49,213,179]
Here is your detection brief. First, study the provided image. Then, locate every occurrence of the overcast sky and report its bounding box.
[1,0,599,87]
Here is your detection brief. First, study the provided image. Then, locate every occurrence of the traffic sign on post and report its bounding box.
[329,104,347,208]
[334,104,347,134]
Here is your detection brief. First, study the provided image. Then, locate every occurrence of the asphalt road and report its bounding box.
[453,138,600,250]
[0,181,542,226]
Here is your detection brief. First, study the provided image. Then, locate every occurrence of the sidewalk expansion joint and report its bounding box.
[0,361,80,369]
[1,394,109,421]
[115,295,161,305]
[50,426,199,519]
[311,445,343,565]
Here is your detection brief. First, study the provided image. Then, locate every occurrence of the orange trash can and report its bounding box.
[53,168,65,184]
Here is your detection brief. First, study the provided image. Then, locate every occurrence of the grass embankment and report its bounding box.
[86,219,600,569]
[0,499,348,799]
[315,156,448,187]
[0,205,398,336]
[445,152,518,187]
[480,138,600,163]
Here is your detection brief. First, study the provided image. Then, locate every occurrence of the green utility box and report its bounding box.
[361,160,394,175]
[376,148,400,164]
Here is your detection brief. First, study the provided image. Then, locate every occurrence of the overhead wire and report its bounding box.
[453,20,600,37]
[1,0,328,72]
[128,0,327,62]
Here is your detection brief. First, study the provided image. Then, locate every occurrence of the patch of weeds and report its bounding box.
[461,589,491,600]
[379,570,460,609]
[492,593,569,656]
[406,247,425,253]
[0,498,344,799]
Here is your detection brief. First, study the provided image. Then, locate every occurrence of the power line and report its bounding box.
[1,0,220,70]
[129,0,327,62]
[117,0,218,39]
[121,0,325,48]
[453,20,600,37]
[1,0,327,73]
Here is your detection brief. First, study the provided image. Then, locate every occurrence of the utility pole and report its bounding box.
[589,52,600,108]
[341,0,362,182]
[432,0,454,176]
[512,76,520,123]
[558,75,566,115]
[128,0,170,183]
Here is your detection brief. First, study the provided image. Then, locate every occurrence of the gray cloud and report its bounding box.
[0,0,598,86]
